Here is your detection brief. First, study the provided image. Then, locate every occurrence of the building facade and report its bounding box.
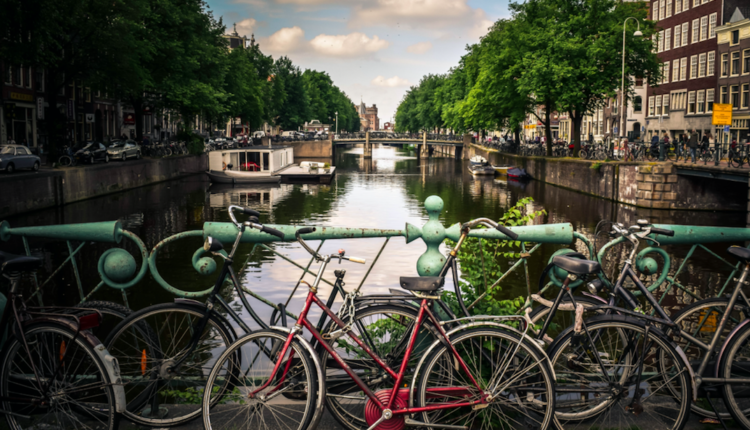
[646,0,744,142]
[715,8,750,142]
[358,101,379,131]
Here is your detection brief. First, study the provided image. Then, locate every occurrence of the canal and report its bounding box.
[3,144,747,329]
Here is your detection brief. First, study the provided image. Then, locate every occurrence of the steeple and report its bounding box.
[250,33,256,48]
[232,23,239,36]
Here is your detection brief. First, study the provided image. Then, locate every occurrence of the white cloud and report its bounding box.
[310,33,390,57]
[260,26,307,54]
[234,18,257,37]
[275,0,355,3]
[406,42,432,54]
[371,75,411,87]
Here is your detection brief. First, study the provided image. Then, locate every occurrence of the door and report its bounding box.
[15,146,32,168]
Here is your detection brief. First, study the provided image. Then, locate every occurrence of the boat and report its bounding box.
[469,155,488,166]
[507,167,530,179]
[206,145,294,184]
[276,161,337,184]
[491,165,512,175]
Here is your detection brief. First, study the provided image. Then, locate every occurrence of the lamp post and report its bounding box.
[620,17,642,145]
[335,111,338,135]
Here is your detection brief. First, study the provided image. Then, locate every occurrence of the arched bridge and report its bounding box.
[334,132,465,158]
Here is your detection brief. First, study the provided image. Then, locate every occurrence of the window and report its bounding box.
[648,96,655,116]
[673,59,680,81]
[653,2,659,20]
[700,16,708,41]
[708,51,715,76]
[659,0,665,20]
[674,25,681,47]
[709,13,717,38]
[707,88,714,111]
[663,62,670,83]
[85,88,91,102]
[699,53,707,77]
[676,0,682,13]
[697,90,705,113]
[693,0,699,6]
[745,49,750,74]
[682,23,689,46]
[683,0,689,11]
[690,55,698,79]
[731,85,739,107]
[634,96,643,112]
[680,57,687,80]
[656,95,662,115]
[732,51,741,75]
[664,28,671,52]
[743,84,750,109]
[692,19,700,43]
[666,0,672,17]
[721,86,728,104]
[36,68,44,92]
[658,31,664,52]
[688,91,696,114]
[732,30,740,45]
[25,67,31,88]
[13,66,21,86]
[4,67,10,84]
[722,53,729,76]
[663,94,670,115]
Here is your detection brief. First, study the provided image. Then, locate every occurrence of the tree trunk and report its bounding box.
[130,97,144,142]
[544,99,553,157]
[45,68,61,160]
[571,110,582,157]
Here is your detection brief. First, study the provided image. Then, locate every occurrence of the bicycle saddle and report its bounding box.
[399,276,444,292]
[0,250,42,274]
[552,255,600,275]
[728,246,750,263]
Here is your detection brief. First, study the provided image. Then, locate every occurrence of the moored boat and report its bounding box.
[206,145,294,184]
[491,165,512,175]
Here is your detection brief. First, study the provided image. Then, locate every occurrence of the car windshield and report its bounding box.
[110,142,125,148]
[0,147,14,154]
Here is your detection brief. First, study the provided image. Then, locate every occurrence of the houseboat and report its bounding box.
[206,146,294,184]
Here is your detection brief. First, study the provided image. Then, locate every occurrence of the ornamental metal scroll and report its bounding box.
[0,220,149,308]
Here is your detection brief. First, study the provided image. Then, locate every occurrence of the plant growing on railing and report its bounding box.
[442,197,546,318]
[590,161,603,171]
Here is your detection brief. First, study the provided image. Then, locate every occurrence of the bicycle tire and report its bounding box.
[415,326,555,430]
[202,329,318,430]
[317,304,437,430]
[719,320,750,428]
[104,302,235,427]
[578,150,588,159]
[82,300,142,344]
[0,322,120,430]
[667,297,749,419]
[58,155,72,167]
[548,315,692,430]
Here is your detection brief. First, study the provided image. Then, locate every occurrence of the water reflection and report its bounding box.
[2,144,747,331]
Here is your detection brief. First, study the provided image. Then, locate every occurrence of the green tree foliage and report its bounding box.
[393,0,660,151]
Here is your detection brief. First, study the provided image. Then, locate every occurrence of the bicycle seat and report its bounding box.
[399,276,444,292]
[727,246,750,263]
[0,250,42,274]
[552,255,600,275]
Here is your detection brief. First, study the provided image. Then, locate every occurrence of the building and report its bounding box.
[2,65,40,147]
[715,7,750,142]
[303,119,330,132]
[358,101,379,131]
[383,121,394,131]
[646,0,744,142]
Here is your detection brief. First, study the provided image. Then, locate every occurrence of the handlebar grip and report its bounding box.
[242,207,260,217]
[496,225,519,240]
[650,228,675,237]
[349,257,366,264]
[296,227,316,236]
[261,225,285,239]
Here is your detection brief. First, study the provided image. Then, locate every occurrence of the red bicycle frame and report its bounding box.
[250,288,489,415]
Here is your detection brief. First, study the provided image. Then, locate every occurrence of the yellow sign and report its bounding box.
[712,103,733,125]
[9,92,33,102]
[525,124,537,129]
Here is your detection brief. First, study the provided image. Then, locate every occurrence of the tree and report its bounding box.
[272,57,311,131]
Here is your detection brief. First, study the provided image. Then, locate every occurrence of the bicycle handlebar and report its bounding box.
[295,227,366,264]
[461,218,519,240]
[650,227,675,237]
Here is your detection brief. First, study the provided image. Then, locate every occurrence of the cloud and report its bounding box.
[371,75,410,87]
[275,0,354,3]
[234,18,257,37]
[407,42,432,54]
[310,33,390,57]
[261,26,307,53]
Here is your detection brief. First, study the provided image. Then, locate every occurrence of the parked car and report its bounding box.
[0,145,41,173]
[108,140,141,161]
[74,142,110,164]
[252,131,266,139]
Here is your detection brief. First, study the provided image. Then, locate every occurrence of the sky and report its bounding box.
[204,0,511,125]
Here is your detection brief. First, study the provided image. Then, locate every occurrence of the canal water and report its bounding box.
[3,145,747,329]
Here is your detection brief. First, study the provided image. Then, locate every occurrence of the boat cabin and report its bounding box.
[208,146,293,174]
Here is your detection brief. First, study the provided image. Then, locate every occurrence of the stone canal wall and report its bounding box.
[0,154,207,218]
[464,144,747,211]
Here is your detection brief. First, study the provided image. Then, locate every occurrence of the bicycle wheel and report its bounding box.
[415,326,555,430]
[719,321,750,428]
[668,297,749,418]
[0,322,120,430]
[82,300,140,345]
[317,304,437,430]
[58,155,72,167]
[104,302,235,426]
[202,329,318,430]
[548,315,692,430]
[527,295,608,340]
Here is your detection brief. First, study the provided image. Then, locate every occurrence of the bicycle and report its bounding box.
[201,218,556,430]
[0,250,125,429]
[58,145,76,167]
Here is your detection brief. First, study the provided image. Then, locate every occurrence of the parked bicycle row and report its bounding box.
[56,140,189,167]
[3,206,750,430]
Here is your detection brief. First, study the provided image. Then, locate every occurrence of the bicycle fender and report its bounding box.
[270,326,326,430]
[671,343,698,401]
[714,318,750,379]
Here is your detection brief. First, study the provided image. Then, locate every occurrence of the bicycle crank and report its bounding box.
[365,389,408,430]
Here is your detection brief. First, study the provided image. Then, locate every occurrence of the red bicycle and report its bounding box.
[200,219,556,430]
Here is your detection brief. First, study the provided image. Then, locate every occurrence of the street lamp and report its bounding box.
[620,17,642,144]
[335,111,338,135]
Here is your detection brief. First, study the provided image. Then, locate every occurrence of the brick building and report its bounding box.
[646,0,744,141]
[715,7,750,142]
[358,101,379,131]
